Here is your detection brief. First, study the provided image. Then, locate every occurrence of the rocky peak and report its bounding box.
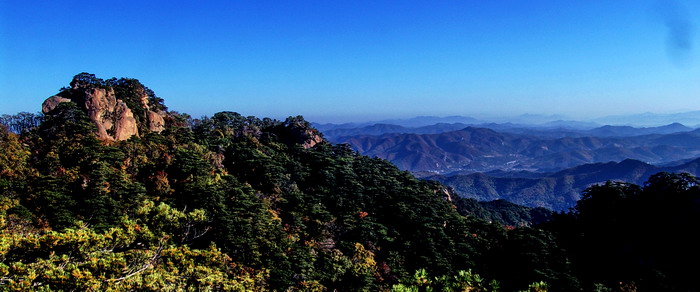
[283,116,324,149]
[42,73,168,141]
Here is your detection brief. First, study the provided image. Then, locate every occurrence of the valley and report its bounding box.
[318,119,700,210]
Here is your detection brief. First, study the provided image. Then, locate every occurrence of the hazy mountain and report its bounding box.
[539,120,600,130]
[321,123,411,137]
[595,111,700,127]
[585,123,693,137]
[320,122,481,139]
[320,121,584,141]
[320,120,695,141]
[375,115,484,127]
[334,127,700,173]
[426,158,700,211]
[314,116,484,132]
[313,122,370,132]
[493,113,570,124]
[339,127,532,172]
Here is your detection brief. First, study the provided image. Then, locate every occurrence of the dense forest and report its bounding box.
[1,74,699,291]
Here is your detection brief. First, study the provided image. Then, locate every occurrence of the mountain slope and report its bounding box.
[335,126,700,173]
[427,158,700,211]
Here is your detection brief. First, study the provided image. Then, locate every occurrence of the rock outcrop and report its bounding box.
[41,96,72,114]
[282,117,324,149]
[147,110,166,133]
[302,129,324,149]
[112,100,139,141]
[42,74,168,141]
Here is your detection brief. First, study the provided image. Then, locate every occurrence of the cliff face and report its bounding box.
[42,74,167,141]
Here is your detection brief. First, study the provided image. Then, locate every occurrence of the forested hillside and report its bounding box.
[1,74,699,291]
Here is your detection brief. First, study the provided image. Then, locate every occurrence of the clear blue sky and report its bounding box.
[1,0,699,123]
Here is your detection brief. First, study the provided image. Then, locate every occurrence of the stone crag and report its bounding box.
[42,74,167,141]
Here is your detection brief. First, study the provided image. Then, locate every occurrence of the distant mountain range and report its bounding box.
[320,123,474,139]
[594,111,700,127]
[315,110,700,133]
[314,115,485,132]
[317,115,700,211]
[320,121,695,141]
[426,157,700,211]
[584,123,693,137]
[330,126,700,173]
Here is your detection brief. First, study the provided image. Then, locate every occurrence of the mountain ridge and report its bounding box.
[333,125,700,173]
[427,157,700,211]
[321,120,695,139]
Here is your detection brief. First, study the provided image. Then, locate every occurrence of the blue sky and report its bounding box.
[1,0,699,123]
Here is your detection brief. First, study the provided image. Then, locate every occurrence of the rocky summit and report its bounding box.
[41,73,167,141]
